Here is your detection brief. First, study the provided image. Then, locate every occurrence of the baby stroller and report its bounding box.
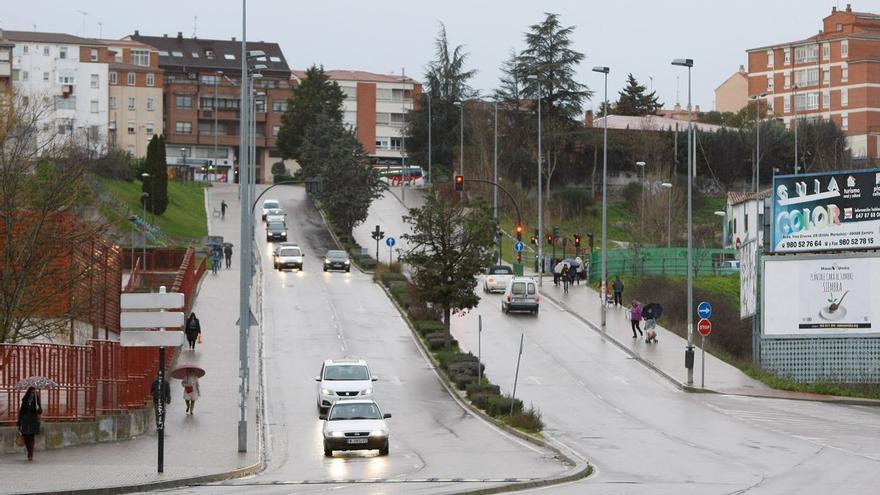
[642,303,663,343]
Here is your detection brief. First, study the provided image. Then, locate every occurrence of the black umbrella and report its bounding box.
[644,303,663,320]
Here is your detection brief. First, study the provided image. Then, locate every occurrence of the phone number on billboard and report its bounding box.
[780,236,876,249]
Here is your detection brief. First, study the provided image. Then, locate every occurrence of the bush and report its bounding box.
[358,256,377,270]
[466,383,501,399]
[509,406,544,432]
[426,333,457,350]
[381,271,407,287]
[436,350,477,371]
[448,361,484,377]
[415,320,445,336]
[273,174,295,184]
[469,392,493,409]
[486,395,523,417]
[450,372,477,390]
[92,149,135,181]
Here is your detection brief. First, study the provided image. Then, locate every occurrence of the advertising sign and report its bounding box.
[740,240,758,319]
[770,168,880,253]
[763,255,878,336]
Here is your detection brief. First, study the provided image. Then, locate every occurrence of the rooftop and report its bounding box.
[292,69,419,85]
[727,189,772,206]
[2,30,104,47]
[129,31,290,75]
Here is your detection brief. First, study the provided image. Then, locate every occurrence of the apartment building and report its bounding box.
[747,4,880,160]
[291,70,422,165]
[0,30,13,93]
[5,30,110,152]
[130,31,290,183]
[102,39,164,157]
[714,66,748,113]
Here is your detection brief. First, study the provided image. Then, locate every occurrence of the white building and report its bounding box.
[722,189,772,249]
[6,31,110,152]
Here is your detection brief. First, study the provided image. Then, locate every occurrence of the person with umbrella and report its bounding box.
[173,366,204,415]
[18,386,42,461]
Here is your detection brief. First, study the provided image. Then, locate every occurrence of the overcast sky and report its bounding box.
[3,1,878,111]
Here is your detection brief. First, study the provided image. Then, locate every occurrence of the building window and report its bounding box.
[23,45,29,54]
[254,99,266,113]
[146,121,155,135]
[90,74,99,88]
[90,49,98,62]
[822,43,830,61]
[783,48,790,65]
[343,110,357,128]
[90,100,99,113]
[823,91,829,108]
[842,113,848,130]
[784,95,791,113]
[146,73,155,87]
[108,121,116,131]
[342,86,357,100]
[390,113,405,126]
[146,97,155,111]
[784,72,790,89]
[795,92,819,111]
[175,121,192,134]
[58,73,75,85]
[59,46,67,59]
[842,67,849,82]
[794,45,818,64]
[272,125,280,137]
[200,75,221,85]
[767,98,774,112]
[836,22,843,32]
[127,72,136,85]
[390,137,402,150]
[21,70,28,81]
[127,121,136,134]
[54,96,76,110]
[767,74,774,90]
[176,95,193,109]
[841,40,849,58]
[794,68,819,87]
[42,71,49,82]
[171,51,183,58]
[272,100,288,112]
[191,52,200,58]
[375,137,390,150]
[109,72,117,85]
[841,88,848,107]
[767,50,774,68]
[128,97,136,110]
[114,50,123,63]
[131,49,150,67]
[823,67,830,85]
[110,96,117,109]
[223,53,235,60]
[43,46,49,56]
[204,49,214,59]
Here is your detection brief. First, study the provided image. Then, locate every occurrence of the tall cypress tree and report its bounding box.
[152,134,169,215]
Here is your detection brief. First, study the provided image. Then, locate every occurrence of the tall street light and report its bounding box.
[140,192,149,270]
[793,84,799,175]
[751,92,768,193]
[636,161,646,240]
[661,182,673,248]
[493,98,499,220]
[672,57,695,385]
[527,74,543,287]
[141,172,155,224]
[180,147,187,181]
[237,0,252,454]
[592,66,609,329]
[426,91,432,185]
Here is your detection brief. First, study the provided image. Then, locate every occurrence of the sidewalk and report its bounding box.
[532,270,880,405]
[0,184,261,494]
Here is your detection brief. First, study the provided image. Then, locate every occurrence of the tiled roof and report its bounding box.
[727,189,772,206]
[2,30,104,47]
[129,33,290,75]
[292,69,419,85]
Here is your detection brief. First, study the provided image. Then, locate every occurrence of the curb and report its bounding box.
[377,282,593,494]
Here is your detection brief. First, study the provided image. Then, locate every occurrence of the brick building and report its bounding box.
[714,66,748,113]
[129,31,291,183]
[747,4,880,160]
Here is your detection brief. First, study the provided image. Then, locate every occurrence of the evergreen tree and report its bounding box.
[276,65,345,161]
[152,135,169,215]
[615,74,662,116]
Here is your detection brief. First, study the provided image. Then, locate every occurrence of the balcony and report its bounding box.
[199,109,240,120]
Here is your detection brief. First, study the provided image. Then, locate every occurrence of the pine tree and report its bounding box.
[615,74,663,116]
[277,65,345,161]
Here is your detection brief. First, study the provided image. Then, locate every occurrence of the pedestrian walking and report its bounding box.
[561,264,571,294]
[220,200,227,219]
[150,376,171,427]
[17,387,41,461]
[630,300,643,338]
[574,257,584,285]
[553,259,565,286]
[211,248,221,275]
[184,313,201,350]
[612,276,624,307]
[181,370,201,415]
[223,244,233,269]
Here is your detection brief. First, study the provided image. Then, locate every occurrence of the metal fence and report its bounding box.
[761,337,880,383]
[586,247,739,280]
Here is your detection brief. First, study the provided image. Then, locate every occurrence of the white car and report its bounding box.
[320,398,391,457]
[483,265,515,293]
[265,208,286,224]
[275,245,304,270]
[502,276,540,315]
[261,199,281,220]
[315,359,377,413]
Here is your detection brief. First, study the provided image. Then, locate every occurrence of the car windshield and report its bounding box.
[328,402,382,421]
[263,201,280,209]
[268,222,284,230]
[324,364,369,381]
[327,250,348,260]
[280,248,301,256]
[490,266,513,275]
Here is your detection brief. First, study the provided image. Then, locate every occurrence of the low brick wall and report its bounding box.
[0,406,153,455]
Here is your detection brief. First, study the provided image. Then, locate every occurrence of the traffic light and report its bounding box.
[530,234,537,245]
[454,175,464,191]
[574,234,581,248]
[552,226,559,239]
[587,232,594,250]
[547,233,554,244]
[515,225,523,241]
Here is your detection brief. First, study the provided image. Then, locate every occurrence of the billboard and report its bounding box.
[763,255,878,336]
[770,168,880,253]
[739,240,757,319]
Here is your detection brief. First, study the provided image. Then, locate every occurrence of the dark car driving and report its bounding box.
[266,221,287,242]
[323,250,351,272]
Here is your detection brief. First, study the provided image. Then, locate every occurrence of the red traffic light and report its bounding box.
[454,175,464,191]
[515,225,523,240]
[574,234,581,247]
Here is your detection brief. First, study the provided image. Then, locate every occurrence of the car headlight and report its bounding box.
[344,260,350,264]
[321,388,332,395]
[361,388,373,395]
[329,431,345,438]
[324,258,330,264]
[369,430,387,437]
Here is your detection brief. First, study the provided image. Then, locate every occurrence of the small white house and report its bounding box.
[722,189,772,249]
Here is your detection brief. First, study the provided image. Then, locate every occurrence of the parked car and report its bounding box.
[320,398,391,457]
[261,199,281,220]
[323,250,351,272]
[275,245,304,271]
[483,265,515,293]
[265,221,287,242]
[265,208,286,224]
[315,359,377,413]
[501,276,540,315]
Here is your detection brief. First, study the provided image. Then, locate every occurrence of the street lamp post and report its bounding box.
[454,100,464,200]
[661,182,672,248]
[427,92,432,185]
[527,74,543,287]
[493,99,499,221]
[140,192,149,270]
[141,172,155,224]
[751,92,768,193]
[180,148,187,181]
[636,161,646,239]
[672,57,695,385]
[592,66,609,329]
[793,84,799,175]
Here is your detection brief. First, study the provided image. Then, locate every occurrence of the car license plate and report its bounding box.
[347,438,368,444]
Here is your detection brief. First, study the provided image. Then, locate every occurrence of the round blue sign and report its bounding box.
[385,237,396,248]
[514,241,525,253]
[697,301,712,319]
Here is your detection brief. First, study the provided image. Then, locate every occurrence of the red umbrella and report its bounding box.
[170,365,205,379]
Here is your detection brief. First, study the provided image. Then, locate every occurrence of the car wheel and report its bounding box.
[379,442,389,456]
[323,266,327,272]
[483,284,488,294]
[323,444,333,457]
[345,267,350,272]
[534,306,540,315]
[501,303,507,314]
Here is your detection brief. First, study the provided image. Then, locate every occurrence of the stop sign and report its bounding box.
[698,318,712,336]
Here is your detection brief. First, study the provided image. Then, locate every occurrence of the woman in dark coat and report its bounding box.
[184,313,201,350]
[18,387,42,461]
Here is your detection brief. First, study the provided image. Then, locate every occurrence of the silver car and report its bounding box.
[261,199,281,220]
[315,359,377,413]
[320,399,391,457]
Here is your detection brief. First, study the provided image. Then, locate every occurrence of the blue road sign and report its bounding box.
[386,237,396,248]
[697,301,712,320]
[493,234,500,243]
[514,241,525,253]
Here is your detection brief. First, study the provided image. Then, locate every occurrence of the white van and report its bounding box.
[502,277,540,315]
